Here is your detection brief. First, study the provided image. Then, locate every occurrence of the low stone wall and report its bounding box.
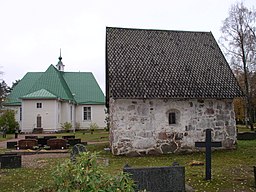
[109,98,236,156]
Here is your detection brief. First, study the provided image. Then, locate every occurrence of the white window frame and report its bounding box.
[83,107,91,121]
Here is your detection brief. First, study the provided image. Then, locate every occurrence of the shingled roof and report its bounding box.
[106,27,243,102]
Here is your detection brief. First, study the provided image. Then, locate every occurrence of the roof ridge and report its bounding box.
[21,88,58,99]
[106,26,211,34]
[28,65,74,101]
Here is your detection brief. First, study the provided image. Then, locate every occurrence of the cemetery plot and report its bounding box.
[47,138,68,149]
[17,139,38,150]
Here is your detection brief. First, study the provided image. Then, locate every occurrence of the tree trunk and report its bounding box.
[241,44,254,131]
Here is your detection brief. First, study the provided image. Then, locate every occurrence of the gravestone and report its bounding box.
[62,135,75,140]
[237,132,256,140]
[47,138,67,149]
[7,141,17,149]
[195,129,222,180]
[70,144,87,162]
[18,139,38,150]
[123,163,185,192]
[68,138,81,146]
[37,137,48,147]
[44,136,57,140]
[1,155,21,169]
[25,135,38,140]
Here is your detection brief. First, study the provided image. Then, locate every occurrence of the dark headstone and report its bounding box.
[18,139,38,150]
[25,136,38,140]
[237,132,256,140]
[68,138,81,146]
[37,138,48,147]
[47,138,67,149]
[62,135,75,140]
[44,136,57,140]
[123,164,185,192]
[70,144,87,162]
[1,155,21,169]
[7,141,17,149]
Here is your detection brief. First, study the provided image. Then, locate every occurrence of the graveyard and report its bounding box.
[0,128,255,191]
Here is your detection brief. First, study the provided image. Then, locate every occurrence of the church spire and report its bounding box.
[56,48,65,71]
[59,49,62,61]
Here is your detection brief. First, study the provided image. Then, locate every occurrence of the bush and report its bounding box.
[89,122,99,134]
[61,122,72,132]
[52,152,135,192]
[0,110,19,134]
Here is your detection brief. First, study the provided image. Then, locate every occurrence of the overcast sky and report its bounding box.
[0,0,255,93]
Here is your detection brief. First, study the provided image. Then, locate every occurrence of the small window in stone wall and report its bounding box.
[169,112,176,124]
[167,109,180,125]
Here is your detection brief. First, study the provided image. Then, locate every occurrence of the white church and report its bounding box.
[4,55,106,133]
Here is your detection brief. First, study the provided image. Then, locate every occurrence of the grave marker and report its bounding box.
[195,129,222,180]
[123,163,185,192]
[1,154,21,169]
[70,144,87,162]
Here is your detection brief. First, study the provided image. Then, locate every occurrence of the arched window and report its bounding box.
[167,109,180,125]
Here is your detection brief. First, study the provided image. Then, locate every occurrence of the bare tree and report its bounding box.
[220,2,256,130]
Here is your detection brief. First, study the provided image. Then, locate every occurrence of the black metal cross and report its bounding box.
[195,129,222,180]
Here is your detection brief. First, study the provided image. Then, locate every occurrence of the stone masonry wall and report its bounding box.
[109,98,236,156]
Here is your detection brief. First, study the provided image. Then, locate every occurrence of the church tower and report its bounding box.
[56,49,65,71]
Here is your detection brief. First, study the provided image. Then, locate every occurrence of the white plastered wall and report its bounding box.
[21,99,58,132]
[75,104,106,129]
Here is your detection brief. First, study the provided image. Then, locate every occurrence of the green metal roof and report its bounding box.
[28,65,74,101]
[4,72,43,105]
[4,65,105,105]
[64,72,105,104]
[21,89,58,99]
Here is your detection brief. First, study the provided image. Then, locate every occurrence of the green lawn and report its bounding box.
[0,131,256,191]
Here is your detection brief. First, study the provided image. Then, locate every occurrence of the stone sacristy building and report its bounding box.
[106,27,243,156]
[4,55,105,133]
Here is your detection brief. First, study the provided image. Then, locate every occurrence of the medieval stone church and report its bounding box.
[106,27,243,156]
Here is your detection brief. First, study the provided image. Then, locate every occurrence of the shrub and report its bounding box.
[89,122,99,134]
[61,122,72,132]
[52,152,135,192]
[75,122,80,130]
[0,110,19,134]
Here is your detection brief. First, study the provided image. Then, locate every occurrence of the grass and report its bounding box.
[0,134,14,142]
[0,131,256,191]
